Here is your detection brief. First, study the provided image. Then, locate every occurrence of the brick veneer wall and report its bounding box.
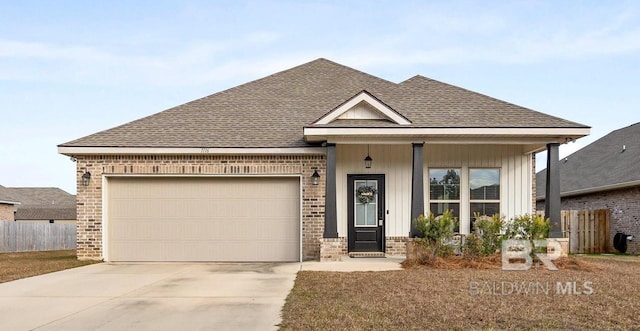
[385,236,407,256]
[319,237,347,261]
[536,186,640,254]
[75,154,326,261]
[0,204,15,221]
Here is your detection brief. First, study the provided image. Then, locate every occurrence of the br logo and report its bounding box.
[501,239,562,271]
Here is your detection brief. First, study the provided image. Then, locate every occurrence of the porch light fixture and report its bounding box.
[81,171,91,186]
[364,145,373,169]
[311,170,320,185]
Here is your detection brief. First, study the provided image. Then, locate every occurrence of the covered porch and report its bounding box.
[313,140,567,262]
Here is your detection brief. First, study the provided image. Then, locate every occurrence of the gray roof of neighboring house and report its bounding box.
[60,58,588,149]
[537,122,640,199]
[0,185,76,220]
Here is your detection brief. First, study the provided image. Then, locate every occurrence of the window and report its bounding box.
[429,168,461,232]
[354,180,378,227]
[469,169,500,229]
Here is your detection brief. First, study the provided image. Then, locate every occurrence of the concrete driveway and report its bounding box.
[0,263,299,331]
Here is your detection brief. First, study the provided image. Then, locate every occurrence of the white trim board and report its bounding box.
[313,91,411,125]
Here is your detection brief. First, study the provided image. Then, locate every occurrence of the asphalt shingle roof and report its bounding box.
[60,58,588,149]
[537,122,640,198]
[0,185,76,220]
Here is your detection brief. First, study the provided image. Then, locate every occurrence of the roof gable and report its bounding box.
[313,91,411,125]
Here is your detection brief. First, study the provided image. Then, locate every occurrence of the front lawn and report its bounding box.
[0,250,99,283]
[280,257,640,330]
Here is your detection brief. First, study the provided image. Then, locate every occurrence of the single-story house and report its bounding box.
[58,58,590,262]
[0,185,76,223]
[0,200,20,221]
[537,122,640,254]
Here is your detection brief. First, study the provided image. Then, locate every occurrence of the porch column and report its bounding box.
[545,143,562,238]
[410,143,425,237]
[323,143,338,238]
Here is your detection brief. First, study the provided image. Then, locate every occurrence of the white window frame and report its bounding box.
[427,168,462,231]
[469,168,501,228]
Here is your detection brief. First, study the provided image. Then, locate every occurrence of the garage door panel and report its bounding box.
[107,177,300,262]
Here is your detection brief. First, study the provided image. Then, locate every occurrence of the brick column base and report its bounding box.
[386,236,408,256]
[319,237,347,262]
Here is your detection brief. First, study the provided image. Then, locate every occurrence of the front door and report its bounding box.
[348,174,385,252]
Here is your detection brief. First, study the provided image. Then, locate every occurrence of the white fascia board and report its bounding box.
[323,137,561,145]
[314,92,411,125]
[0,200,20,205]
[58,146,326,156]
[304,127,590,142]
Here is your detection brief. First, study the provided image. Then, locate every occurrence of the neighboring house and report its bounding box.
[0,185,76,224]
[58,58,589,262]
[537,122,640,254]
[0,199,19,221]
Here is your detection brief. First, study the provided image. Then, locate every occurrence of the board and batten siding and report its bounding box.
[424,144,533,234]
[336,144,534,238]
[336,144,413,238]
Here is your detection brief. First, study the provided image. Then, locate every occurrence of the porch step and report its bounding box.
[348,252,386,258]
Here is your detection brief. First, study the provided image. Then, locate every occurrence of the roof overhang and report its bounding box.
[58,146,327,156]
[0,200,20,205]
[303,127,590,153]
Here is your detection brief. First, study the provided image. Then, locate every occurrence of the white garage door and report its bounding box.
[106,177,300,262]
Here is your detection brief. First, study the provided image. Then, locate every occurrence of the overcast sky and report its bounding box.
[1,1,639,194]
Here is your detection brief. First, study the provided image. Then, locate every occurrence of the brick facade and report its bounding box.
[385,236,407,256]
[537,186,640,254]
[75,154,326,261]
[319,237,347,261]
[0,204,15,221]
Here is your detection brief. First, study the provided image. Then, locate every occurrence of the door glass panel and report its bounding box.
[355,203,365,225]
[354,179,378,227]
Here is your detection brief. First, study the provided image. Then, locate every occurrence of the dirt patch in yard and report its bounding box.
[280,257,639,330]
[0,250,99,283]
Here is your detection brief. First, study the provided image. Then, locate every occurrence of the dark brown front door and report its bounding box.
[348,174,385,252]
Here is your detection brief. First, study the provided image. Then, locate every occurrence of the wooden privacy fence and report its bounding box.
[537,209,610,254]
[0,221,76,253]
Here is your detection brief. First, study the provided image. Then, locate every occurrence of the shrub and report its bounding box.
[473,213,505,256]
[414,210,458,261]
[462,233,483,260]
[504,214,551,256]
[504,214,551,241]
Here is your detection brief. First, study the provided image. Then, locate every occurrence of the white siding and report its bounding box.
[337,101,386,120]
[336,144,533,238]
[336,145,413,237]
[424,144,533,234]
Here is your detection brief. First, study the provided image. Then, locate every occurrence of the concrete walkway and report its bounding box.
[0,257,403,330]
[301,256,404,272]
